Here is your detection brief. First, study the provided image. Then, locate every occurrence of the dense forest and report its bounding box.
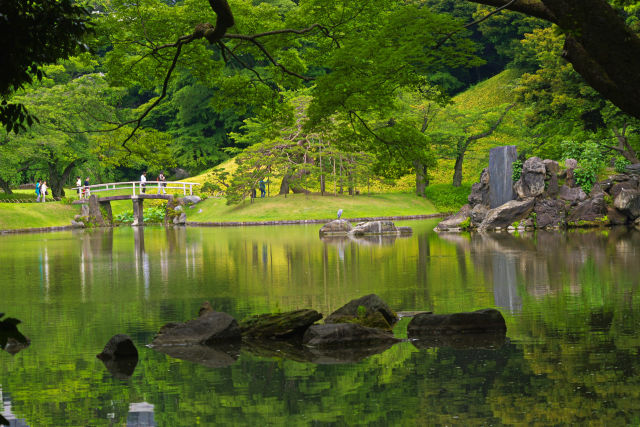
[2,0,640,201]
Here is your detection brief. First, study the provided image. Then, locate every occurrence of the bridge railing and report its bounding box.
[71,181,199,197]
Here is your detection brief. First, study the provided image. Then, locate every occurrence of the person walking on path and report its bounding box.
[83,177,90,198]
[76,176,82,199]
[140,172,147,194]
[259,179,266,198]
[35,179,41,202]
[157,172,166,194]
[40,181,48,203]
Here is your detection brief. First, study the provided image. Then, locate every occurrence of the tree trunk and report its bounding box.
[279,174,291,195]
[452,154,464,187]
[0,176,12,194]
[413,160,429,197]
[47,160,78,198]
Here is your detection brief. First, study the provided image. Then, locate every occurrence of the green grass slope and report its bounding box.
[0,202,80,230]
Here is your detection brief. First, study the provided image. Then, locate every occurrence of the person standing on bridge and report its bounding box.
[83,177,90,198]
[157,172,166,194]
[76,176,82,199]
[140,171,147,194]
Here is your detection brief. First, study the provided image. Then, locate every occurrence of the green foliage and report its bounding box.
[144,206,166,223]
[423,184,471,212]
[459,217,471,230]
[356,305,367,319]
[563,140,604,194]
[114,211,134,224]
[512,159,523,181]
[615,157,631,173]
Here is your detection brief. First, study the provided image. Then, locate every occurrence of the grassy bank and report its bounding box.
[186,192,439,222]
[0,202,80,230]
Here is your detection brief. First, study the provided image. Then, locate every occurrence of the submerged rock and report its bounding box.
[150,311,241,346]
[407,308,507,335]
[303,323,400,348]
[325,294,398,328]
[239,309,322,339]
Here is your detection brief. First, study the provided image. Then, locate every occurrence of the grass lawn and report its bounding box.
[186,192,439,222]
[0,202,80,230]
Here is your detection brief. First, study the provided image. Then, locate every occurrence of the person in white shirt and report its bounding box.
[140,172,147,194]
[41,181,48,202]
[76,176,82,199]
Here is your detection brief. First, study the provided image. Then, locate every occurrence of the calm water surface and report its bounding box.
[1,220,640,426]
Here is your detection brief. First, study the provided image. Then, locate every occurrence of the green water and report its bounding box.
[1,221,640,426]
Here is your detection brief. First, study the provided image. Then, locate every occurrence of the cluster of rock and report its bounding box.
[319,220,413,237]
[437,157,640,232]
[97,296,507,376]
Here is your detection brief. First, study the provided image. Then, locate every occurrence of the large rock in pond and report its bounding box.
[514,157,546,198]
[567,194,607,225]
[435,204,471,231]
[319,219,353,236]
[534,199,566,228]
[468,168,490,207]
[350,221,397,236]
[302,323,400,348]
[407,308,506,335]
[614,189,640,219]
[470,204,489,227]
[325,294,398,328]
[239,309,323,339]
[150,311,241,346]
[478,199,535,231]
[97,334,138,360]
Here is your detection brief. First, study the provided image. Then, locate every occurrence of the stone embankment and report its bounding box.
[437,157,640,232]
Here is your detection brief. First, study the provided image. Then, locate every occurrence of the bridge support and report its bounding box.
[99,200,113,225]
[132,198,144,227]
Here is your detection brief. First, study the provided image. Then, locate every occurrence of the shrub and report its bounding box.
[424,184,471,212]
[615,157,631,173]
[512,159,523,182]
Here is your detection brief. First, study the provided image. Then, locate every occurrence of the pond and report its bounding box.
[1,221,640,425]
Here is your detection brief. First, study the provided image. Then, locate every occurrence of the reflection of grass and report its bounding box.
[0,202,80,230]
[187,192,438,222]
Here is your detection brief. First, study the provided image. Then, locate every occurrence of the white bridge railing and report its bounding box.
[71,181,199,197]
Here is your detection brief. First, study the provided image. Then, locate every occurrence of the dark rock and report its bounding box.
[407,308,507,335]
[598,179,614,193]
[543,159,559,175]
[319,219,353,236]
[546,173,559,197]
[239,309,323,339]
[534,199,566,228]
[350,221,398,236]
[478,198,535,231]
[99,355,138,379]
[627,163,640,175]
[609,181,639,198]
[97,334,138,360]
[410,332,507,350]
[302,323,400,348]
[607,207,629,225]
[488,146,517,208]
[152,342,240,368]
[590,182,605,196]
[468,168,490,207]
[325,294,398,327]
[88,195,106,227]
[151,311,241,346]
[470,204,489,227]
[567,194,608,224]
[614,189,640,219]
[435,204,471,231]
[566,168,576,187]
[0,315,30,355]
[558,185,587,203]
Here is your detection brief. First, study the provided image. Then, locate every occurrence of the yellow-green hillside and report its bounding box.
[0,202,80,230]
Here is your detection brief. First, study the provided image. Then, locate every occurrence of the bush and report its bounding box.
[512,159,523,182]
[143,206,165,223]
[115,211,134,224]
[424,184,471,212]
[562,140,604,194]
[615,157,631,173]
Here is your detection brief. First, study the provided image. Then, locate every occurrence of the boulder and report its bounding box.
[468,168,490,207]
[478,198,535,231]
[0,315,30,355]
[534,199,566,228]
[406,308,507,335]
[589,182,605,197]
[567,194,608,224]
[597,179,614,193]
[614,189,640,219]
[543,159,560,175]
[70,220,85,228]
[546,173,559,197]
[435,204,471,231]
[350,221,397,236]
[609,181,639,198]
[558,185,587,203]
[319,219,354,236]
[173,212,187,225]
[97,334,138,360]
[150,311,241,346]
[181,195,202,205]
[397,226,413,235]
[239,309,323,339]
[302,323,400,348]
[607,207,629,225]
[470,204,489,227]
[514,157,546,198]
[565,158,578,169]
[325,294,398,327]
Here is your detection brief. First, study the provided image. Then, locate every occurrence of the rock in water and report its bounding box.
[319,219,354,236]
[407,308,506,335]
[239,309,323,339]
[303,323,400,348]
[97,334,138,360]
[150,311,241,346]
[324,294,398,327]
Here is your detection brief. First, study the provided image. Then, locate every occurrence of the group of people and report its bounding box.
[139,172,167,194]
[35,179,48,202]
[76,176,91,199]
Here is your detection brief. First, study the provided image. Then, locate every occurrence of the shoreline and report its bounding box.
[0,213,448,234]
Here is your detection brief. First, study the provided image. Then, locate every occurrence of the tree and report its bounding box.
[0,0,90,133]
[465,0,640,121]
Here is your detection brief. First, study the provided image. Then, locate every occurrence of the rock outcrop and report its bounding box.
[407,308,507,335]
[239,310,323,339]
[514,157,546,198]
[324,294,399,329]
[150,311,241,346]
[319,219,354,236]
[319,220,412,237]
[478,199,535,231]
